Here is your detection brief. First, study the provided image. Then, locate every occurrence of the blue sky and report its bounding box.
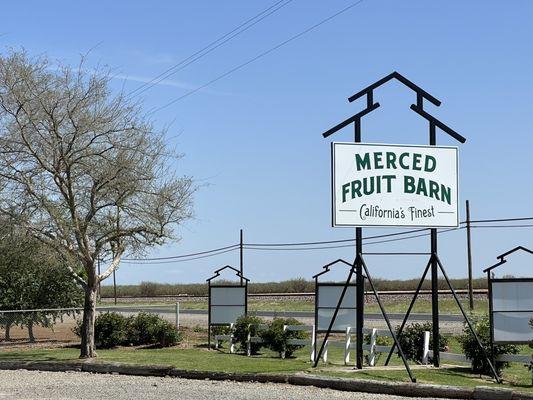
[2,1,532,284]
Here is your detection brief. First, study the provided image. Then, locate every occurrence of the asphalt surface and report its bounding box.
[0,370,440,400]
[98,305,465,322]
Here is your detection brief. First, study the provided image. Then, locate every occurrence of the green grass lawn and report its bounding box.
[1,340,530,393]
[0,347,308,374]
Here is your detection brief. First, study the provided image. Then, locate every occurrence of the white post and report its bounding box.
[310,325,316,363]
[175,302,180,329]
[246,323,251,356]
[368,328,377,367]
[422,330,430,365]
[230,323,235,354]
[281,325,287,359]
[323,340,329,364]
[344,327,351,365]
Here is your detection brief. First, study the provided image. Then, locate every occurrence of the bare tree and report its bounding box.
[0,51,194,358]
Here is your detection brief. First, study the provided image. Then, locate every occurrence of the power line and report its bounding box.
[467,217,533,224]
[148,0,366,114]
[124,244,239,261]
[128,0,295,98]
[364,227,462,246]
[123,247,238,265]
[122,216,533,263]
[470,224,533,228]
[246,228,430,247]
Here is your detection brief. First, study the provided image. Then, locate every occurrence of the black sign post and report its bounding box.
[315,72,500,383]
[206,265,249,349]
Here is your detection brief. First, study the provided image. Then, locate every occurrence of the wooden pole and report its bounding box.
[240,229,244,285]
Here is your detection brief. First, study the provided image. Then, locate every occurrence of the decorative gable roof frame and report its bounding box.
[206,265,250,283]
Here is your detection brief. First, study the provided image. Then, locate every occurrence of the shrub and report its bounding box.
[260,317,307,358]
[458,315,518,376]
[396,322,448,363]
[73,312,127,349]
[151,319,182,347]
[125,312,162,345]
[125,312,181,347]
[74,312,181,349]
[211,325,232,336]
[233,314,266,354]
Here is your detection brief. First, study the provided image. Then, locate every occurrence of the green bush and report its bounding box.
[233,315,266,354]
[125,312,181,347]
[396,322,448,363]
[125,312,162,345]
[74,312,181,349]
[211,325,232,336]
[151,319,182,347]
[260,317,307,358]
[458,315,518,376]
[96,312,127,348]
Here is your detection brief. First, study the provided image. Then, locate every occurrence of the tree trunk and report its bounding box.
[5,323,11,341]
[80,286,98,358]
[28,320,35,343]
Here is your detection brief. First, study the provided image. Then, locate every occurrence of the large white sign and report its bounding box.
[491,280,533,343]
[209,286,246,325]
[316,285,356,332]
[332,143,458,227]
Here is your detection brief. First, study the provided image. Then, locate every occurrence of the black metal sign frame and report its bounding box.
[315,282,357,334]
[484,247,533,348]
[315,71,500,383]
[206,265,249,349]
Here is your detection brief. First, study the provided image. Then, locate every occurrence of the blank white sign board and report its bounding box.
[210,306,246,325]
[492,281,533,311]
[210,287,246,306]
[491,281,533,343]
[317,308,356,332]
[210,286,246,325]
[317,286,356,308]
[316,285,356,331]
[493,311,533,343]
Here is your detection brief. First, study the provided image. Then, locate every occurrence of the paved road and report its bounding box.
[0,370,439,400]
[98,306,464,322]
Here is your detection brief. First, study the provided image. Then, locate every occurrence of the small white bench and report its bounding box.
[214,323,235,353]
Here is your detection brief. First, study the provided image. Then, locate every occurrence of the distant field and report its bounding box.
[100,296,489,315]
[100,277,488,298]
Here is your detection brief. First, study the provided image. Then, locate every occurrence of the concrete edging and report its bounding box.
[0,360,531,400]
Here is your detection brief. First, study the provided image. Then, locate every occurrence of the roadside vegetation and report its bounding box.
[100,277,488,297]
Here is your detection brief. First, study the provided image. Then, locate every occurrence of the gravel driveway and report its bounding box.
[0,370,440,400]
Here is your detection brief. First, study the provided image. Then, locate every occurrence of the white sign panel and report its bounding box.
[316,285,356,332]
[210,306,246,325]
[332,143,458,227]
[493,311,533,343]
[211,287,246,306]
[491,280,533,343]
[209,286,246,325]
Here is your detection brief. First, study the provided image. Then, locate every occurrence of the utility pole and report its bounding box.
[240,229,244,285]
[466,200,474,311]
